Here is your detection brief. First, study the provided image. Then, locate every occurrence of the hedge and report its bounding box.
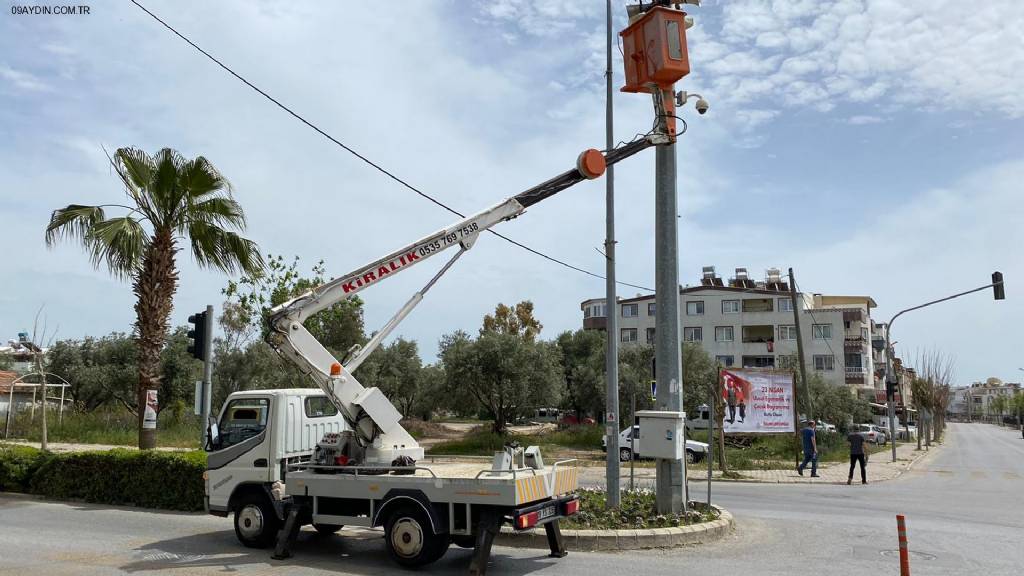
[0,444,206,512]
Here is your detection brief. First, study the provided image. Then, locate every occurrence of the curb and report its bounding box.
[495,506,733,551]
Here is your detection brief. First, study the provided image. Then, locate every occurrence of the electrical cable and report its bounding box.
[129,0,654,292]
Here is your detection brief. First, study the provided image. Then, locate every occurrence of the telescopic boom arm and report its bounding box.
[266,136,654,463]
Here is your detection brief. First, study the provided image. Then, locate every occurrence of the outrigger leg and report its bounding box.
[544,519,568,558]
[271,506,302,560]
[468,511,503,576]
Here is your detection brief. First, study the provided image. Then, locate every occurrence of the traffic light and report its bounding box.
[886,378,897,401]
[187,311,208,361]
[992,271,1005,300]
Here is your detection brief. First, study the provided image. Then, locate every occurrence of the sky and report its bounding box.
[1,0,1022,385]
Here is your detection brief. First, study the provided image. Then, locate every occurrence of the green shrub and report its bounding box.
[0,444,52,492]
[29,449,207,511]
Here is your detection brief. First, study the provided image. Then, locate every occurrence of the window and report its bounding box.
[686,301,704,315]
[683,327,702,342]
[647,302,657,316]
[646,327,656,344]
[304,396,339,418]
[742,298,774,313]
[742,355,775,368]
[812,324,832,339]
[622,304,639,317]
[813,354,835,371]
[722,300,740,314]
[778,298,793,312]
[621,328,638,342]
[861,327,869,339]
[217,397,269,449]
[779,325,798,340]
[715,355,735,367]
[715,326,734,342]
[584,303,606,318]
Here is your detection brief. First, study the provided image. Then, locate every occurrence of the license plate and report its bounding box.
[537,505,556,520]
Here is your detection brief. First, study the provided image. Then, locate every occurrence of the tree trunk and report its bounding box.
[36,353,48,451]
[133,229,178,450]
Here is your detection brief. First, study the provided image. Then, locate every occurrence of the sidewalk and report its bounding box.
[581,441,940,488]
[711,440,937,484]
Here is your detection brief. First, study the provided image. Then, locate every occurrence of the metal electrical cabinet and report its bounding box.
[636,410,685,460]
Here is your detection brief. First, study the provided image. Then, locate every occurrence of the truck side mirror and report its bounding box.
[207,419,220,450]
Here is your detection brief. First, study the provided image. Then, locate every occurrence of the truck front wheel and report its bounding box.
[233,493,280,549]
[384,505,448,567]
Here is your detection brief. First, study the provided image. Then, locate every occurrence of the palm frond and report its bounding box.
[180,155,232,201]
[85,217,148,278]
[45,204,106,246]
[188,220,265,276]
[113,147,156,219]
[188,196,247,230]
[150,148,188,226]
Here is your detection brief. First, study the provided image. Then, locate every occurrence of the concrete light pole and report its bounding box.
[603,0,621,509]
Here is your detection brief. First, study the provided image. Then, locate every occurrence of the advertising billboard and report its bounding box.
[721,369,795,434]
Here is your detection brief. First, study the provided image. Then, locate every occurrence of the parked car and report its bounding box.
[602,425,708,464]
[817,420,837,433]
[853,423,887,445]
[559,413,596,427]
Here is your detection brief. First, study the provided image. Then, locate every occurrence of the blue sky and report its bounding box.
[1,0,1022,384]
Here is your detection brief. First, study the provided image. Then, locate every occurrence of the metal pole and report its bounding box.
[885,322,899,463]
[707,388,713,509]
[59,380,65,426]
[4,377,14,438]
[654,86,686,515]
[630,384,636,491]
[603,0,621,509]
[787,269,811,418]
[200,304,215,449]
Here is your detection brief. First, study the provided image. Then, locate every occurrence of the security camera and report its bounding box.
[695,98,709,115]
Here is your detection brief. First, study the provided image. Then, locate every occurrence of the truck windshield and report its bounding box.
[218,397,269,449]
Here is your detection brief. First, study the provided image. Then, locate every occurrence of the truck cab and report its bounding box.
[205,389,344,545]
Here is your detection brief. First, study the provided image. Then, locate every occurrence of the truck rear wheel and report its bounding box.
[384,505,447,567]
[233,493,280,549]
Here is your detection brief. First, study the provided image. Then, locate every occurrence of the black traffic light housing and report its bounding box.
[992,271,1005,300]
[187,311,208,361]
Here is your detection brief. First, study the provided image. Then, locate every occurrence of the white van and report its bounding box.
[602,424,709,463]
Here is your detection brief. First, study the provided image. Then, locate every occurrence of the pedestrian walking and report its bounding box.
[797,420,818,477]
[847,428,868,484]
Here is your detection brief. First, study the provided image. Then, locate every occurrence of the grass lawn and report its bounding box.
[5,409,201,448]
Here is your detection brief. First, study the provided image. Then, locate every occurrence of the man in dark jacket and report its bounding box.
[797,420,818,477]
[848,429,868,484]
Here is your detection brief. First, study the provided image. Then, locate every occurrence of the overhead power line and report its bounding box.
[129,0,653,292]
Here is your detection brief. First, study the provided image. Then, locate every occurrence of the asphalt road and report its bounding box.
[0,423,1020,575]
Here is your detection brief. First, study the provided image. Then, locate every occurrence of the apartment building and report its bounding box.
[582,266,878,393]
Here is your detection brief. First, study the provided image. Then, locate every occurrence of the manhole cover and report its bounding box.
[880,549,937,561]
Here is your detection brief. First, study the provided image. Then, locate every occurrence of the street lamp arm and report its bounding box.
[887,282,997,329]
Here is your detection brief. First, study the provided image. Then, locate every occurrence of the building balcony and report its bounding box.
[845,372,867,385]
[582,317,607,331]
[844,336,867,350]
[845,366,867,374]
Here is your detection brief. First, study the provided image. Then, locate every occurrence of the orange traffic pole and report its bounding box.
[896,514,910,576]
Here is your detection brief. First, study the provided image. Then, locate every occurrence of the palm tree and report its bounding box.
[46,147,264,449]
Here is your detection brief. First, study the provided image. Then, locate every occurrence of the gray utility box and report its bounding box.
[636,410,685,460]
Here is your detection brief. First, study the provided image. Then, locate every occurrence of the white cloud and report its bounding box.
[0,64,50,91]
[693,0,1024,119]
[847,114,884,124]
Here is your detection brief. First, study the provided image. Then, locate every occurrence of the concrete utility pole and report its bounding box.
[603,0,621,508]
[787,268,811,417]
[653,84,686,515]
